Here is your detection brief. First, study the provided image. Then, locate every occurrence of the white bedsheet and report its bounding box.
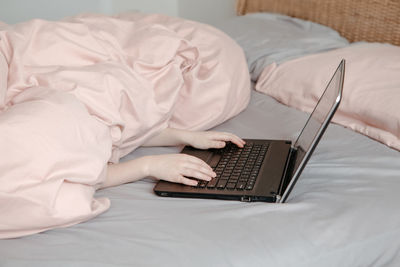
[1,90,399,267]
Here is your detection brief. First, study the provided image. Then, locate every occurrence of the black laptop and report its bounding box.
[154,60,345,203]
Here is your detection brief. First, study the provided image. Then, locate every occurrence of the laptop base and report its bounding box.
[153,139,292,203]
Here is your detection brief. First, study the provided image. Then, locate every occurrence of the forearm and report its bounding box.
[99,156,150,189]
[142,128,190,147]
[98,129,245,189]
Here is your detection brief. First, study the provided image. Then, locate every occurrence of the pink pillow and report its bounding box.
[255,43,400,151]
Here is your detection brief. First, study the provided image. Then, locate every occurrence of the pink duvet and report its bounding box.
[0,13,250,238]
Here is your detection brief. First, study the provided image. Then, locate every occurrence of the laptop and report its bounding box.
[154,60,345,203]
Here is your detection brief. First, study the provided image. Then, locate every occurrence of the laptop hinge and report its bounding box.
[278,147,297,197]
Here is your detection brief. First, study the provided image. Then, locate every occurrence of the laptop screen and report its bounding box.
[290,60,344,185]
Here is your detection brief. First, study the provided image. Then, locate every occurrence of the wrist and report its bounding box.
[172,128,192,146]
[139,156,151,177]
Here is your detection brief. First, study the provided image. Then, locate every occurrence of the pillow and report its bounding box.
[255,42,400,151]
[216,13,349,81]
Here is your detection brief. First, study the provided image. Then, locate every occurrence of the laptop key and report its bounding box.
[217,179,228,189]
[245,184,254,190]
[236,182,246,190]
[199,180,208,188]
[207,178,218,189]
[226,182,236,190]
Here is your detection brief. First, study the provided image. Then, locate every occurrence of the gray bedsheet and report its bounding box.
[1,90,400,267]
[216,13,349,81]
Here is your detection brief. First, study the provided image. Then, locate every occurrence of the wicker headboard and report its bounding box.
[236,0,400,46]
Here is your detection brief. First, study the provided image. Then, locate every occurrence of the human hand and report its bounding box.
[184,131,245,150]
[144,154,216,186]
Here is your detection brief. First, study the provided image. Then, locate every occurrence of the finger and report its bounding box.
[212,132,245,148]
[183,163,216,178]
[208,140,226,148]
[226,134,246,147]
[184,155,214,171]
[182,168,214,181]
[177,175,198,186]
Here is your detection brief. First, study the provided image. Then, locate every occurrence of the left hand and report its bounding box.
[184,131,245,150]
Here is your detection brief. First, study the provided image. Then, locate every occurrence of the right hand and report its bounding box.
[183,130,245,150]
[144,154,216,186]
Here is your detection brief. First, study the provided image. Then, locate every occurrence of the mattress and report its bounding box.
[1,89,399,266]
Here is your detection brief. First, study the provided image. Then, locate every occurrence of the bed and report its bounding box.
[1,0,400,266]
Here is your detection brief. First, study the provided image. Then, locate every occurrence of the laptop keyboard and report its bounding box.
[196,142,268,190]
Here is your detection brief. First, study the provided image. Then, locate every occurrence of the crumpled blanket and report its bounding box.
[0,13,250,238]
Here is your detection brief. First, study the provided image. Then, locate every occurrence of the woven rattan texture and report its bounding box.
[236,0,400,46]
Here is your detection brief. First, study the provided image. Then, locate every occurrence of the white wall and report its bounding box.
[178,0,236,26]
[1,0,108,24]
[0,0,236,25]
[180,0,237,26]
[111,0,179,17]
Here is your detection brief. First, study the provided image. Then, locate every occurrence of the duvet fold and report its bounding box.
[0,13,250,238]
